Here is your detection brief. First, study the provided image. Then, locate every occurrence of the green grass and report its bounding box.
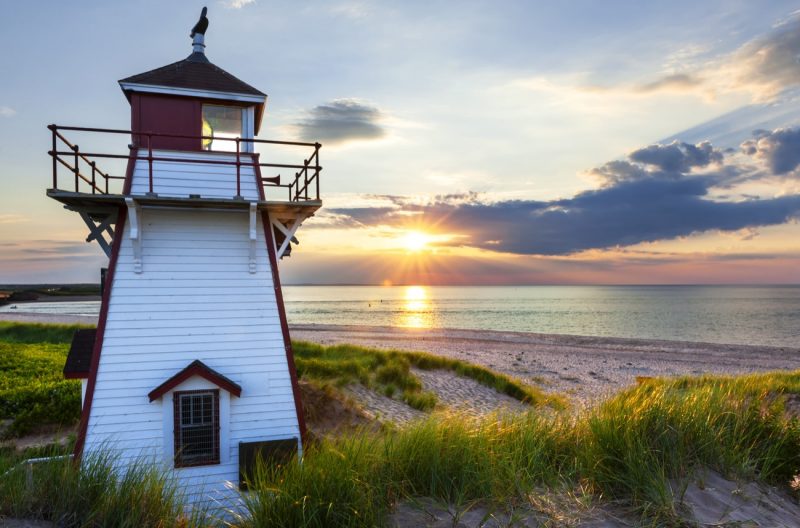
[292,341,562,411]
[0,444,207,527]
[0,323,88,437]
[243,371,800,526]
[0,321,90,344]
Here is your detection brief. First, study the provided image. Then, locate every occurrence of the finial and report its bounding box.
[190,7,209,56]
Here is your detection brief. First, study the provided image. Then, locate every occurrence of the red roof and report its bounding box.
[148,360,242,401]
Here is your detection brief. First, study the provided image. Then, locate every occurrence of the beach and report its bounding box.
[5,311,800,408]
[291,324,800,407]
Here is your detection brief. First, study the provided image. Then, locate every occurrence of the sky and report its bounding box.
[2,0,800,285]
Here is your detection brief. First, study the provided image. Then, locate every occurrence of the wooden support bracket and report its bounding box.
[271,216,303,260]
[125,198,142,274]
[79,212,114,258]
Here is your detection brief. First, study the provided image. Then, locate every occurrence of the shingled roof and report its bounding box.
[118,52,266,98]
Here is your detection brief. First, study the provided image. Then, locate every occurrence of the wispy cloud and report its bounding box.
[0,106,16,117]
[0,214,28,224]
[630,14,800,102]
[633,74,704,94]
[294,99,386,145]
[222,0,255,9]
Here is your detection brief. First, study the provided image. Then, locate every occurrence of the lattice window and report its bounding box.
[173,389,220,467]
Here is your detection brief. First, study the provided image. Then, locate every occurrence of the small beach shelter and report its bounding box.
[51,8,322,505]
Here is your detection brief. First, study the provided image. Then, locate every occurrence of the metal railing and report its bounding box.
[47,124,322,202]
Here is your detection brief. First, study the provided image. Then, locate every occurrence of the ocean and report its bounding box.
[2,285,799,348]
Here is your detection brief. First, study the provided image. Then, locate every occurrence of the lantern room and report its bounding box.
[118,34,266,153]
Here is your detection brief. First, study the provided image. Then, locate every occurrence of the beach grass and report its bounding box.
[0,444,206,527]
[243,371,800,526]
[292,340,562,411]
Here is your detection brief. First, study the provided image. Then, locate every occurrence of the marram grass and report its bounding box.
[3,372,799,526]
[292,340,564,411]
[0,447,207,527]
[242,371,800,527]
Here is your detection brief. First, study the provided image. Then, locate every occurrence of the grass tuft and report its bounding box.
[293,341,561,411]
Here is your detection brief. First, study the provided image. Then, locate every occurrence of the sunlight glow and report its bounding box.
[399,285,432,328]
[400,231,431,252]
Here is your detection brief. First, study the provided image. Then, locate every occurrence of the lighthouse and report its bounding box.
[53,8,321,505]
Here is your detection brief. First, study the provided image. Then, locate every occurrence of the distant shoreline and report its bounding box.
[3,295,102,304]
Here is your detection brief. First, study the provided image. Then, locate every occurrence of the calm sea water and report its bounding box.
[2,286,799,347]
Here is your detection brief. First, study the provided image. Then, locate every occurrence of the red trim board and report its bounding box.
[254,161,308,445]
[149,360,242,401]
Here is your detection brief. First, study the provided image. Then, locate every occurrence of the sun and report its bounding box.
[400,231,431,252]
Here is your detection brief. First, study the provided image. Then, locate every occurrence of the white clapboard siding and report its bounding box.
[129,150,261,200]
[83,207,300,508]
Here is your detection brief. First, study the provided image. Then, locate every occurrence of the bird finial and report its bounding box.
[189,7,210,59]
[190,7,209,38]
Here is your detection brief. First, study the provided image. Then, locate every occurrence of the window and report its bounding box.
[173,389,220,467]
[202,105,243,152]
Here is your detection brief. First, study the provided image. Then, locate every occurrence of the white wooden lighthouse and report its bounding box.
[53,8,320,505]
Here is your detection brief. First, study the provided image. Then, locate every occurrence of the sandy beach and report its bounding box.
[292,324,800,407]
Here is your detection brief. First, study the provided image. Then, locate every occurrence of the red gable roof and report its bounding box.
[148,360,242,402]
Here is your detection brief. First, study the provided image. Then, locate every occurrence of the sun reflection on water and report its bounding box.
[398,285,433,328]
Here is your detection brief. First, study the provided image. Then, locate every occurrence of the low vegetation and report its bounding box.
[0,444,205,527]
[243,371,800,526]
[293,341,562,411]
[0,322,86,437]
[2,323,800,526]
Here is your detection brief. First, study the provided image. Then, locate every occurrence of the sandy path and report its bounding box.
[291,324,800,407]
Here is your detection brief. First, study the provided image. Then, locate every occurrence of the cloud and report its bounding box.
[294,99,386,145]
[741,128,800,175]
[603,15,800,102]
[628,141,723,173]
[0,106,16,117]
[634,74,704,94]
[722,16,800,101]
[223,0,255,8]
[329,133,800,256]
[0,214,28,224]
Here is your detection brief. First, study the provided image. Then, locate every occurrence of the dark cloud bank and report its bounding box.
[330,135,800,256]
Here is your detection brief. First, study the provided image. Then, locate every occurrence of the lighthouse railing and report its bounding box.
[47,125,322,202]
